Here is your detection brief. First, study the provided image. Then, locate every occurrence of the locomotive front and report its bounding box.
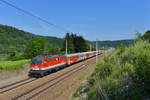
[29,55,44,77]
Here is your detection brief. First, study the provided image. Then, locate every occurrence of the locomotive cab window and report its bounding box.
[31,59,43,65]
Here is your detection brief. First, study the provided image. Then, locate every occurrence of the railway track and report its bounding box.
[12,57,97,100]
[0,78,37,94]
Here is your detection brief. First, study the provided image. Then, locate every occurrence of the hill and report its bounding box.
[91,39,134,49]
[0,24,134,54]
[0,24,64,54]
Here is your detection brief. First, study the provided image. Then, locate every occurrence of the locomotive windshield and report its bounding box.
[31,59,43,65]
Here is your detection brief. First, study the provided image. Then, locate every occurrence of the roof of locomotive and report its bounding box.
[31,54,65,61]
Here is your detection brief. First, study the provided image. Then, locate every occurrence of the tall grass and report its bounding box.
[87,40,150,100]
[0,59,30,71]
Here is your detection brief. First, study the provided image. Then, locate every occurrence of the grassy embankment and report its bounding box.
[0,59,30,71]
[73,40,150,100]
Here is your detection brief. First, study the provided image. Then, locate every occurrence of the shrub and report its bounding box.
[87,75,95,87]
[6,55,25,61]
[72,85,83,98]
[87,83,99,100]
[94,57,113,79]
[10,51,16,57]
[87,40,150,100]
[134,50,150,91]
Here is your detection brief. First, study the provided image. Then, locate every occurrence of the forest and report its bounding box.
[0,24,63,54]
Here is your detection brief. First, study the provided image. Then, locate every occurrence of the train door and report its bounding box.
[67,56,70,65]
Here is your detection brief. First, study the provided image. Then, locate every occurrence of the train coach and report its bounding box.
[29,51,101,77]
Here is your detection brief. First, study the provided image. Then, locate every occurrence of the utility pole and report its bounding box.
[96,40,98,64]
[90,44,92,51]
[103,46,105,56]
[66,39,67,56]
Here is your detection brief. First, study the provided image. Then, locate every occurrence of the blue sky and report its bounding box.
[0,0,150,41]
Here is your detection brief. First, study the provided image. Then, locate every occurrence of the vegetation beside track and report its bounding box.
[72,39,150,100]
[86,40,150,100]
[0,59,30,71]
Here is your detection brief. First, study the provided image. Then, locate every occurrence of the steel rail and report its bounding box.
[0,78,37,94]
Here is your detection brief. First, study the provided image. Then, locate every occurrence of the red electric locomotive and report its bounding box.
[30,55,66,76]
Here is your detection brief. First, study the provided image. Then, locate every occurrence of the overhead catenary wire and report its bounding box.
[0,0,70,32]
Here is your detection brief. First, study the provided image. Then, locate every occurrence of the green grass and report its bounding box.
[0,59,30,71]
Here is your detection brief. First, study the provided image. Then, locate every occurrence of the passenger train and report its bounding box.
[29,51,102,77]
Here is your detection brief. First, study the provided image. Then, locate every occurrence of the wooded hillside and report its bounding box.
[0,24,64,54]
[0,24,134,54]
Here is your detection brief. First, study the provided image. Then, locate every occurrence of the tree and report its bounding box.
[48,46,61,55]
[135,32,142,42]
[62,33,74,53]
[24,37,48,58]
[142,31,150,42]
[71,33,89,52]
[10,51,16,57]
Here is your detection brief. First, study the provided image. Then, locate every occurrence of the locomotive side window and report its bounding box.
[47,57,66,62]
[61,57,66,60]
[48,58,56,62]
[59,57,63,60]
